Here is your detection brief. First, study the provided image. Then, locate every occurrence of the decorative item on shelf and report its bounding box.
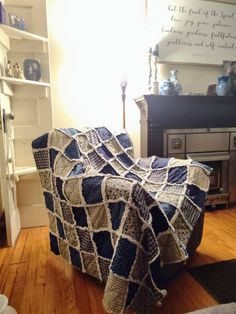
[12,63,17,78]
[148,44,159,95]
[23,59,41,81]
[229,61,236,95]
[207,84,217,96]
[5,60,13,77]
[159,79,176,95]
[148,47,152,93]
[216,60,231,96]
[215,60,236,96]
[159,70,182,96]
[5,61,25,79]
[169,70,182,95]
[153,81,159,95]
[216,75,230,96]
[120,76,127,129]
[13,63,24,80]
[9,13,25,30]
[0,1,6,24]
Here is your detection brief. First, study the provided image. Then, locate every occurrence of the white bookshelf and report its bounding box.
[0,0,52,244]
[0,76,50,87]
[15,166,37,176]
[0,24,48,42]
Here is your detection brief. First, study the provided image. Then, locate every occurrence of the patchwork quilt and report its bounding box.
[32,127,210,314]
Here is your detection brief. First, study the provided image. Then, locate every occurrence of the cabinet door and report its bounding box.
[0,94,21,246]
[12,89,52,167]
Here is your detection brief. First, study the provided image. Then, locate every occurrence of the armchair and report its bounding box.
[32,127,210,314]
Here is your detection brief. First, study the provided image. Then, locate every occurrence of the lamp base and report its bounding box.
[153,81,159,95]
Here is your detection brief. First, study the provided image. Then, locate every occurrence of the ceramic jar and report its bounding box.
[159,70,182,95]
[216,75,230,96]
[159,79,176,95]
[169,70,182,95]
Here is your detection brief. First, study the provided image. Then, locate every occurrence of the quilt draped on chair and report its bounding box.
[32,127,210,314]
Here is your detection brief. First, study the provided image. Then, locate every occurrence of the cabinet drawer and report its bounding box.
[186,133,229,152]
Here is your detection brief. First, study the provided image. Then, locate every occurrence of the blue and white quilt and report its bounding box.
[32,127,210,314]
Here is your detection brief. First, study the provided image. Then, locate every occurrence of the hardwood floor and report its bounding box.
[0,207,235,314]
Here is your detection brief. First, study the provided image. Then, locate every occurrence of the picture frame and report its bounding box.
[23,59,41,81]
[9,13,25,30]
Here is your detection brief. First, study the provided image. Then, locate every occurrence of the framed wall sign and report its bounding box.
[147,0,236,65]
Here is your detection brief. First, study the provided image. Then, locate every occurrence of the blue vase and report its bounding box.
[216,76,230,96]
[169,70,182,95]
[159,79,176,95]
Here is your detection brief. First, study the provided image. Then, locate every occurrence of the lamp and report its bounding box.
[120,76,128,129]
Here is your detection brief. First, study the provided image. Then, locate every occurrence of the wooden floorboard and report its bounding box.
[0,207,235,314]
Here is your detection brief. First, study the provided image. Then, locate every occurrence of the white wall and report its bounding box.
[47,0,236,157]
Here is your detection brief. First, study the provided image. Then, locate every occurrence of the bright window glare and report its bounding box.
[49,0,148,129]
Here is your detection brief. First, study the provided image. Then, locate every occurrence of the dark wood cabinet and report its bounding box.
[135,95,236,206]
[135,95,236,157]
